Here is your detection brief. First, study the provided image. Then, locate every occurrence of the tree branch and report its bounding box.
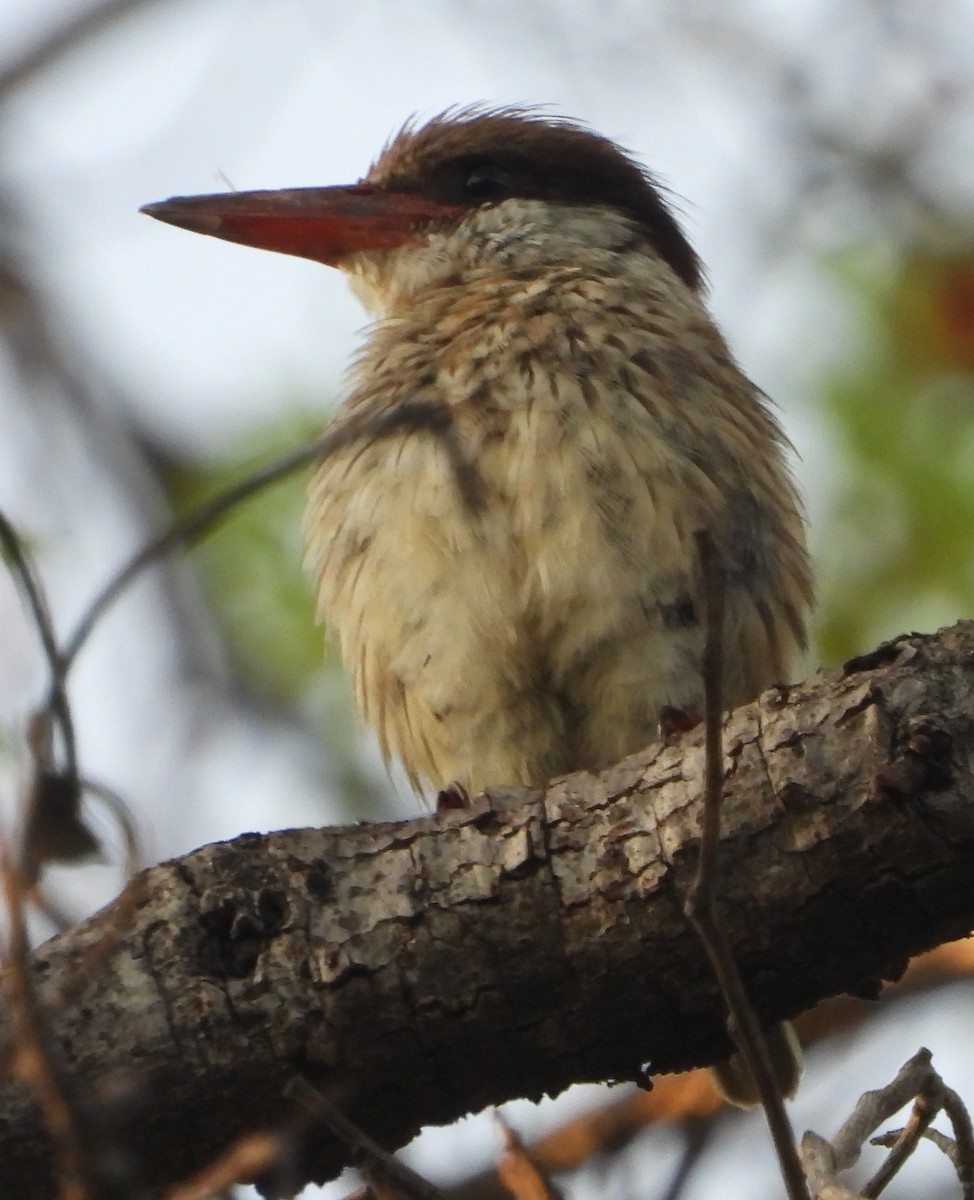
[2,622,974,1198]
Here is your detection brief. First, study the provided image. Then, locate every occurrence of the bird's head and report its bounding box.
[142,107,701,317]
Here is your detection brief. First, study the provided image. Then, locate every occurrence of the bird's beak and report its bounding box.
[140,185,465,266]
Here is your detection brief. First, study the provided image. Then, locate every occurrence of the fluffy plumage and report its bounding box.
[304,108,812,795]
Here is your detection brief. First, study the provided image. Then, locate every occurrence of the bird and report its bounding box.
[142,106,813,1105]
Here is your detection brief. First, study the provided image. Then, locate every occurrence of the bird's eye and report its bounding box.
[462,165,511,200]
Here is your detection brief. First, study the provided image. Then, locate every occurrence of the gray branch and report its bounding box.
[3,622,974,1198]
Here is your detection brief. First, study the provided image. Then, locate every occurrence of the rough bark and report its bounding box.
[2,622,974,1198]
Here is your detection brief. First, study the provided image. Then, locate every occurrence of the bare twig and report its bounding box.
[78,778,141,880]
[689,530,725,897]
[285,1076,446,1200]
[658,1120,712,1200]
[20,714,98,884]
[943,1085,974,1198]
[0,512,78,790]
[872,1125,947,1151]
[0,509,141,883]
[0,842,95,1200]
[494,1114,560,1200]
[801,1047,974,1199]
[861,1085,938,1197]
[0,0,164,104]
[165,1129,283,1200]
[826,1048,933,1170]
[873,1114,974,1198]
[683,529,809,1200]
[0,515,101,882]
[56,432,334,680]
[58,401,483,686]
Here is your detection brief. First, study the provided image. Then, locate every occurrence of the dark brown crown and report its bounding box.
[366,106,702,291]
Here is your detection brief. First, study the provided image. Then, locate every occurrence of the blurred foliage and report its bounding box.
[162,410,332,705]
[818,247,974,666]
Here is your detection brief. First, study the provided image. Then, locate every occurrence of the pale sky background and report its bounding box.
[1,2,973,1198]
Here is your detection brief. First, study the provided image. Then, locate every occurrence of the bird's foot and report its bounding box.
[658,706,703,737]
[435,781,471,813]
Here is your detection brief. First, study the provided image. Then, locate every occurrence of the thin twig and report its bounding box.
[942,1085,974,1199]
[683,530,809,1200]
[659,1120,713,1200]
[873,1119,974,1198]
[285,1076,446,1200]
[0,514,139,880]
[0,0,162,104]
[0,516,106,883]
[494,1114,560,1200]
[872,1126,950,1152]
[165,1129,283,1200]
[79,777,142,879]
[861,1088,939,1197]
[690,531,725,894]
[799,1048,974,1198]
[55,432,334,680]
[0,841,95,1200]
[57,402,484,686]
[0,512,78,788]
[828,1048,933,1169]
